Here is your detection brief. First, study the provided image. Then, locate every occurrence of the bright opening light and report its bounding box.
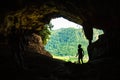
[46,17,104,63]
[45,17,89,63]
[50,17,82,30]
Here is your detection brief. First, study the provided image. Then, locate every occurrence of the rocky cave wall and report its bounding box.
[0,0,120,62]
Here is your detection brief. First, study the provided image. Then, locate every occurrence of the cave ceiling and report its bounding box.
[0,0,119,36]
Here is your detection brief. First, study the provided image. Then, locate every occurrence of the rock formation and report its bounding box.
[0,0,120,80]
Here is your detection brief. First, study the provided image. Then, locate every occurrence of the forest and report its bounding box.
[45,27,103,63]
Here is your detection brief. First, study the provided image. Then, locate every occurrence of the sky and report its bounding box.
[50,17,82,30]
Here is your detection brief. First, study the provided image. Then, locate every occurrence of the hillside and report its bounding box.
[45,27,103,62]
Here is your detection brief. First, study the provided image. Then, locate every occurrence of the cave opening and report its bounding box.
[45,17,104,63]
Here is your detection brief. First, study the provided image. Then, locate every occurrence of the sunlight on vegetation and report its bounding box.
[53,54,89,63]
[45,17,103,63]
[92,28,104,42]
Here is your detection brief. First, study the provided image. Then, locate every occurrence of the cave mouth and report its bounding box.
[45,17,104,63]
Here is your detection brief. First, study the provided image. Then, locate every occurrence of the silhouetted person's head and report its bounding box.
[78,44,81,48]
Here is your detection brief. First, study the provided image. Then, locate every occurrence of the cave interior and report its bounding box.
[0,0,120,80]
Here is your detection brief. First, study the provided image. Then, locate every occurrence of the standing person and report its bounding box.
[76,44,84,64]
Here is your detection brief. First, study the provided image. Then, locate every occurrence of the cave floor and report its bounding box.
[0,53,120,80]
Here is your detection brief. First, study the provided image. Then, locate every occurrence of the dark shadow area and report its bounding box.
[0,0,120,80]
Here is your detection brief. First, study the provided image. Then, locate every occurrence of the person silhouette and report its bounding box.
[76,44,84,64]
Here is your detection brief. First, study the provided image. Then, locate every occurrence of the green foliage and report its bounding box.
[92,28,104,42]
[39,24,51,45]
[45,27,103,62]
[45,28,89,56]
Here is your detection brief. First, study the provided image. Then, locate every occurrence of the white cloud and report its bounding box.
[50,17,82,30]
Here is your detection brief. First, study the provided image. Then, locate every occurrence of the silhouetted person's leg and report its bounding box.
[78,56,80,63]
[81,58,83,64]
